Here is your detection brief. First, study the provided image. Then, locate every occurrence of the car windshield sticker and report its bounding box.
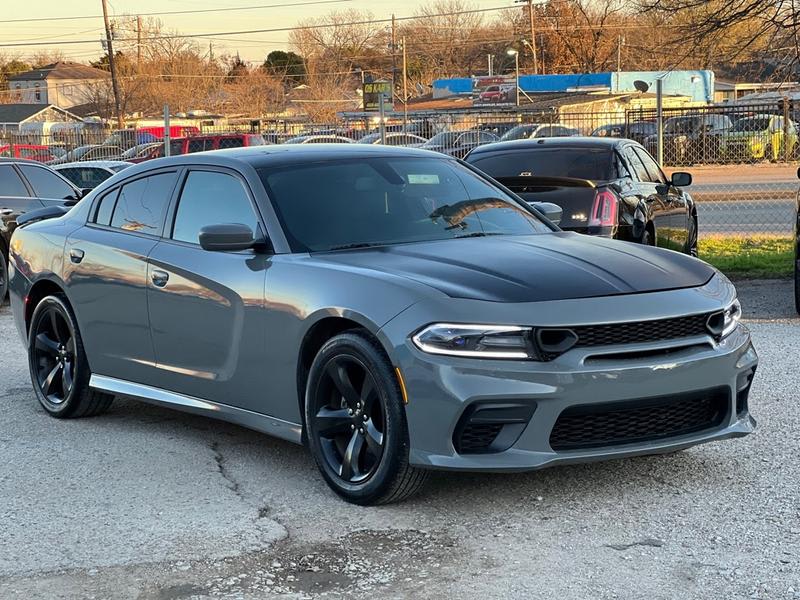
[408,174,440,184]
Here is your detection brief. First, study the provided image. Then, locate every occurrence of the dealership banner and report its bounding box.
[363,80,394,111]
[472,76,516,106]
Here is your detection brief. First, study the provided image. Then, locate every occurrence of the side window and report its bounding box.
[94,188,120,226]
[534,126,552,138]
[0,165,30,197]
[171,171,260,245]
[478,132,496,143]
[622,147,650,182]
[218,137,245,149]
[613,152,631,179]
[18,165,76,200]
[109,172,177,234]
[633,147,667,184]
[170,140,184,155]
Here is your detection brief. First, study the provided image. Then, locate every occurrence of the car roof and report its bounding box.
[52,160,133,169]
[115,144,450,174]
[468,136,628,155]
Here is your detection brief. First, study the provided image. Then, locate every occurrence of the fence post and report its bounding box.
[163,104,171,157]
[783,96,791,162]
[656,78,664,166]
[379,94,386,145]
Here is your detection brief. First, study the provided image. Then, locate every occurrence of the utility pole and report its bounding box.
[101,0,124,129]
[487,54,493,76]
[136,15,142,71]
[616,35,624,91]
[390,14,397,99]
[401,36,408,129]
[515,0,538,75]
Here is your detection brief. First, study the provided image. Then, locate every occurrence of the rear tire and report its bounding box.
[0,251,7,304]
[28,295,113,418]
[641,228,653,246]
[304,331,428,505]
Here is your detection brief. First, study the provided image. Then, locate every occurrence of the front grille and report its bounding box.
[549,388,729,451]
[458,423,504,453]
[569,313,715,348]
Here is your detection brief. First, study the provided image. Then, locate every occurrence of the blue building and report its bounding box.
[433,70,714,104]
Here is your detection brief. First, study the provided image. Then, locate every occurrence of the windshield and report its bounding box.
[664,117,699,134]
[733,117,771,132]
[469,148,614,181]
[500,125,537,141]
[258,157,551,252]
[425,132,459,146]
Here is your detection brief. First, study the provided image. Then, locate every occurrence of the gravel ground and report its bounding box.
[0,280,798,600]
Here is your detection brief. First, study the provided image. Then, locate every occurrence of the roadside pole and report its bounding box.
[656,78,663,166]
[379,94,386,145]
[402,36,408,132]
[101,0,124,129]
[163,104,171,157]
[783,96,791,162]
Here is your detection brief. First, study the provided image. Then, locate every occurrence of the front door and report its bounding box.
[621,146,673,249]
[634,147,690,251]
[146,168,269,411]
[0,164,43,244]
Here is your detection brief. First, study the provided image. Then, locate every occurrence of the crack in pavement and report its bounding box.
[210,441,242,497]
[605,538,665,551]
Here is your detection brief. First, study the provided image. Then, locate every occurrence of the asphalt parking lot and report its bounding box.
[0,279,798,600]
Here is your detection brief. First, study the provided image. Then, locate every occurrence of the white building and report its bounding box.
[7,62,110,109]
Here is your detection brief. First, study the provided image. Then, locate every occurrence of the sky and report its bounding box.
[0,0,452,65]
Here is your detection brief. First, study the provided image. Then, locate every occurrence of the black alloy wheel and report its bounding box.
[688,217,699,257]
[27,295,113,418]
[312,355,386,483]
[31,304,76,406]
[305,331,427,505]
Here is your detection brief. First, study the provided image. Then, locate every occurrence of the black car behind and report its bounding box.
[0,159,84,300]
[465,137,698,255]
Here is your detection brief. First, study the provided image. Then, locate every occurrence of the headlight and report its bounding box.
[411,323,534,359]
[721,299,742,338]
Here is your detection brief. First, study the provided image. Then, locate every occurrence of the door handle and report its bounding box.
[69,248,85,264]
[151,269,169,288]
[0,208,12,216]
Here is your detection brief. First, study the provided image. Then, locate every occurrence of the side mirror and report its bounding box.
[199,223,256,252]
[671,172,692,187]
[796,166,800,180]
[529,201,563,225]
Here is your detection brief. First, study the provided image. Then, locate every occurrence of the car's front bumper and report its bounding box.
[380,281,757,472]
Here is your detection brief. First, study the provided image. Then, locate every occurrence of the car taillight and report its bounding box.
[588,189,618,227]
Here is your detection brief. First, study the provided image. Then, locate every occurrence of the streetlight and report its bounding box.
[507,48,520,107]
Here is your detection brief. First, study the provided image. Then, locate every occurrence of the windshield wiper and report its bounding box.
[327,242,382,251]
[453,232,505,239]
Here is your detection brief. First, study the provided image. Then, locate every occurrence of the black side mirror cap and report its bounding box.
[529,201,563,226]
[671,172,692,187]
[199,223,256,252]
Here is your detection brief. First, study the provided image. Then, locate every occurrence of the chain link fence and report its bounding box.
[3,102,797,241]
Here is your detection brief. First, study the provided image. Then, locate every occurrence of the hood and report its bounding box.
[315,233,715,303]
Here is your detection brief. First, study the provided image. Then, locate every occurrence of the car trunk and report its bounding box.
[494,176,602,231]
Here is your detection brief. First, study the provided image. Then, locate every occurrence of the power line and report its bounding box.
[0,0,354,25]
[0,4,517,48]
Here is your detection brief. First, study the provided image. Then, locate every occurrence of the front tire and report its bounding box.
[28,295,113,418]
[304,331,427,505]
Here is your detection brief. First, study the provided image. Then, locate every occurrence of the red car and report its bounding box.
[0,144,56,163]
[125,134,267,164]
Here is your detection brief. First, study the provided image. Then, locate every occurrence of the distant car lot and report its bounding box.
[0,279,797,598]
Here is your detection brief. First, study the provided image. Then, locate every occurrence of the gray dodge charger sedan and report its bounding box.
[7,145,757,505]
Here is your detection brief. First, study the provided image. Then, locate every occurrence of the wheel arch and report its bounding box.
[295,312,389,440]
[24,276,70,335]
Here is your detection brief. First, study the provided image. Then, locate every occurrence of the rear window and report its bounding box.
[468,148,614,181]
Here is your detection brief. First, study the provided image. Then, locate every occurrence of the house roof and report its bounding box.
[0,104,81,124]
[9,61,110,82]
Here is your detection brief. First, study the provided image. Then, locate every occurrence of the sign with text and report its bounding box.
[363,80,394,111]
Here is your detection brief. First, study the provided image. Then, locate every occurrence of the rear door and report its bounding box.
[64,169,179,383]
[146,167,269,410]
